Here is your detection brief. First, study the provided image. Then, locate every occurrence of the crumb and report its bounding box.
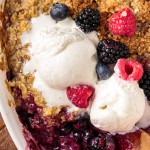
[8,98,16,107]
[43,106,67,116]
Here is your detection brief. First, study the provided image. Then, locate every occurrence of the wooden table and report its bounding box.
[0,114,17,150]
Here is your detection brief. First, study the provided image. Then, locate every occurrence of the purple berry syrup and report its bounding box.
[10,86,145,150]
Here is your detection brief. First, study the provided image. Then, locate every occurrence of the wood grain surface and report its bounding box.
[0,114,17,150]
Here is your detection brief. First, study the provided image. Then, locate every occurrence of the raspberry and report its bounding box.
[109,8,136,36]
[66,85,95,108]
[75,8,100,33]
[114,59,143,81]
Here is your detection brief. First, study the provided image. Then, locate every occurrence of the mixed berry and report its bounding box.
[115,59,143,81]
[97,39,130,64]
[115,131,141,150]
[114,59,144,81]
[109,8,137,36]
[14,88,143,150]
[15,88,113,150]
[50,3,70,22]
[67,85,95,108]
[75,8,100,33]
[96,63,111,80]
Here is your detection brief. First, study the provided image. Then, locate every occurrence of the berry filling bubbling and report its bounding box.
[12,87,144,150]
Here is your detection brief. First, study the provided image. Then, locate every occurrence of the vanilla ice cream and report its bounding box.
[90,74,145,133]
[137,100,150,128]
[22,14,98,112]
[22,14,98,89]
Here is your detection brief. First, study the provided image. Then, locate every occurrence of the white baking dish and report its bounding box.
[0,0,26,149]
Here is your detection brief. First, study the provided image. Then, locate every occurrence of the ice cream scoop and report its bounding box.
[22,14,98,111]
[22,14,98,90]
[90,73,145,133]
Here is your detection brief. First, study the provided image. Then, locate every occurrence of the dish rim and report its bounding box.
[0,0,26,149]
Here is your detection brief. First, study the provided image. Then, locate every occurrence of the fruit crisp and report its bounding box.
[0,0,150,149]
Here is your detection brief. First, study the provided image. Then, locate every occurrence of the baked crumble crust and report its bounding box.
[2,0,150,117]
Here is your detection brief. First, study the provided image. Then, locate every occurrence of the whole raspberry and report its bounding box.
[66,85,95,108]
[114,59,143,81]
[109,8,136,36]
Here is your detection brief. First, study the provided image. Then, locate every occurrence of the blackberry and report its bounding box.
[139,70,150,100]
[97,39,130,64]
[75,8,100,33]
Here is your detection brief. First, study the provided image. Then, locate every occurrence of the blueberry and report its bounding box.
[59,123,72,136]
[50,3,69,22]
[96,63,111,80]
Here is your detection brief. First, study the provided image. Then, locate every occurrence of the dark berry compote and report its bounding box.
[9,86,145,150]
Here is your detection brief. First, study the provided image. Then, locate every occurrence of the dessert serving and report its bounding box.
[0,0,150,149]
